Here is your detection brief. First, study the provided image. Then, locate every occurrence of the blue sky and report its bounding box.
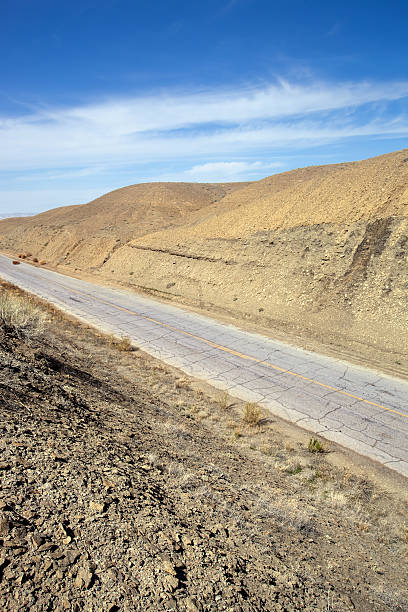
[1,0,407,215]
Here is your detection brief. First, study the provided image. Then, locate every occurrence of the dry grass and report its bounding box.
[308,437,327,454]
[116,336,132,352]
[107,334,132,352]
[218,391,231,410]
[175,378,190,390]
[0,291,47,339]
[242,402,263,427]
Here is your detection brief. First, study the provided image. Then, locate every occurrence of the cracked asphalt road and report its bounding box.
[1,253,408,478]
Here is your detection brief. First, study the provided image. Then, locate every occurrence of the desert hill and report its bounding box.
[1,149,407,373]
[140,150,408,242]
[0,181,249,268]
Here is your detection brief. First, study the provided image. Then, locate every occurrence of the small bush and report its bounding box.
[243,402,263,427]
[117,336,132,352]
[218,391,230,410]
[17,253,23,259]
[12,260,21,265]
[175,378,190,390]
[308,437,326,454]
[107,334,132,352]
[286,464,303,475]
[0,292,47,339]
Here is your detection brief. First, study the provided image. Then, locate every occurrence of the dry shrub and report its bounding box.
[116,336,132,352]
[218,391,231,410]
[17,253,23,259]
[0,292,47,339]
[39,260,46,265]
[175,378,190,390]
[32,257,39,263]
[107,334,132,352]
[243,402,263,427]
[308,437,326,453]
[12,260,21,265]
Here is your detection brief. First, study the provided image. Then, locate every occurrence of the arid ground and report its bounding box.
[1,281,407,611]
[1,149,407,379]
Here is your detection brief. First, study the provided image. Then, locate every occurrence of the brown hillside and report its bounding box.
[0,181,249,268]
[1,149,407,374]
[138,149,408,244]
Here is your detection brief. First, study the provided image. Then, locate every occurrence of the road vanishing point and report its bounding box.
[1,253,408,479]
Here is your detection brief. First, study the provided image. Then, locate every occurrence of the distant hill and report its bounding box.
[0,212,34,220]
[1,149,407,374]
[0,181,249,267]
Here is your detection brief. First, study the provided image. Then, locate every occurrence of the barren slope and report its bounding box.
[1,149,407,374]
[1,283,408,611]
[0,181,249,268]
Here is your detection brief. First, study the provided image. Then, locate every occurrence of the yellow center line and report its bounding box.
[17,267,408,421]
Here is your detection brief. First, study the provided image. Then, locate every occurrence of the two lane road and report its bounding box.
[1,253,407,478]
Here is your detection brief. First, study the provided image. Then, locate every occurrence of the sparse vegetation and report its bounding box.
[243,402,263,426]
[308,437,326,453]
[0,281,407,610]
[116,335,132,352]
[175,377,190,390]
[107,334,132,352]
[286,464,303,475]
[0,291,47,339]
[218,390,231,410]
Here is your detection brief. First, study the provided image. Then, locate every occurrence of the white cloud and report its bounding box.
[1,78,408,211]
[0,79,407,173]
[184,161,282,181]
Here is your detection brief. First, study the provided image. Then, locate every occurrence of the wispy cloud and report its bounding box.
[1,77,408,210]
[1,78,407,172]
[184,161,282,181]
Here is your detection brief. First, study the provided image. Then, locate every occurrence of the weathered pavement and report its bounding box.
[1,253,408,478]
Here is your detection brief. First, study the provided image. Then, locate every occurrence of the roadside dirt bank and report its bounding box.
[0,281,408,611]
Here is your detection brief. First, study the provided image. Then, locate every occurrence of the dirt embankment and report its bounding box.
[1,282,408,611]
[1,149,407,375]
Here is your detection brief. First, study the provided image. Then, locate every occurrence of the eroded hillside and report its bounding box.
[0,181,249,268]
[1,150,407,374]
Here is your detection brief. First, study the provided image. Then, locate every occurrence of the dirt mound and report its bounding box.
[1,283,408,611]
[1,149,407,375]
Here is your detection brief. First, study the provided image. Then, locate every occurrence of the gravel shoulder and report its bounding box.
[1,281,407,611]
